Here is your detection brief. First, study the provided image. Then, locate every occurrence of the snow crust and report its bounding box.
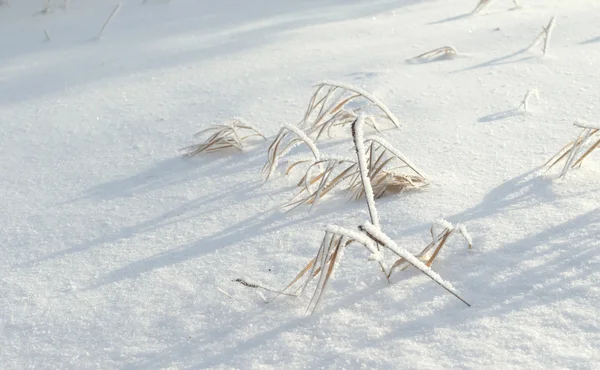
[1,0,600,368]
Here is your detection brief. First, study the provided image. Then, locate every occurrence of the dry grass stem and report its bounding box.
[472,0,495,14]
[528,16,556,56]
[518,88,539,113]
[285,157,358,212]
[298,81,400,138]
[472,0,520,14]
[545,120,600,178]
[409,46,457,62]
[387,221,472,278]
[270,220,471,314]
[182,118,266,157]
[284,136,426,211]
[97,3,122,39]
[262,125,320,180]
[276,226,383,314]
[232,278,296,298]
[348,136,427,200]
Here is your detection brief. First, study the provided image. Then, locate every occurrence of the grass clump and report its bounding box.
[545,120,600,178]
[182,118,265,157]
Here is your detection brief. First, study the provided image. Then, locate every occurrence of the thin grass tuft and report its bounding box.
[262,125,320,180]
[472,0,519,14]
[518,88,540,114]
[387,220,472,278]
[298,81,400,138]
[545,120,600,178]
[527,16,557,56]
[408,46,458,63]
[182,118,266,158]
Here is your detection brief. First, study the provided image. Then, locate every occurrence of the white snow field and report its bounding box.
[1,0,600,368]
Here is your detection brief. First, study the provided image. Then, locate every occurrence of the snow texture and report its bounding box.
[457,224,473,247]
[574,119,600,130]
[2,0,600,368]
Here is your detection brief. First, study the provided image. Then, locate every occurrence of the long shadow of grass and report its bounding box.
[116,167,599,368]
[580,36,600,45]
[452,47,535,73]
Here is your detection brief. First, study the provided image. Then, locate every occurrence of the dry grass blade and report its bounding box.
[278,226,382,314]
[544,120,600,178]
[387,221,472,278]
[268,220,472,313]
[348,137,427,200]
[298,81,400,138]
[360,222,471,307]
[408,46,457,63]
[182,118,265,158]
[262,125,320,180]
[232,278,297,299]
[284,158,358,211]
[528,16,557,56]
[518,88,540,114]
[472,0,520,14]
[472,0,494,14]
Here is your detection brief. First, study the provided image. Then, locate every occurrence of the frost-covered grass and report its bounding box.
[2,0,600,368]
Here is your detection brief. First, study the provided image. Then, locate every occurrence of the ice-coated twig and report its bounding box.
[97,3,122,40]
[518,88,540,114]
[528,16,556,56]
[352,116,380,229]
[359,222,470,307]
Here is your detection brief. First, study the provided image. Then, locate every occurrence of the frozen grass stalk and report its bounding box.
[473,0,520,14]
[528,16,556,56]
[97,3,123,40]
[518,88,539,114]
[408,46,457,63]
[182,118,266,157]
[352,115,380,229]
[545,120,600,178]
[300,81,400,137]
[262,125,320,180]
[359,222,470,307]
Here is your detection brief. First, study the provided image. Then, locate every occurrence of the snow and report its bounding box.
[2,0,600,368]
[574,119,600,130]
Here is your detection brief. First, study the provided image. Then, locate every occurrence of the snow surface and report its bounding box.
[2,0,600,368]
